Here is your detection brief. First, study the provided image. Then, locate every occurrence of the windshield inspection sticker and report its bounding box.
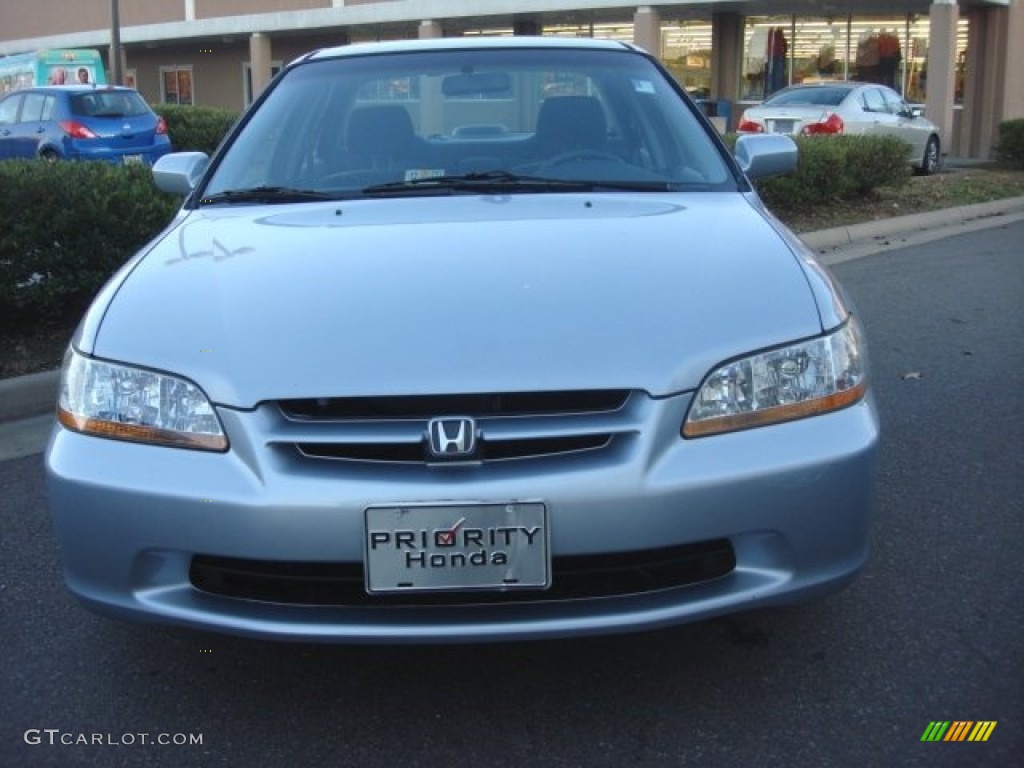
[404,168,446,181]
[632,79,656,94]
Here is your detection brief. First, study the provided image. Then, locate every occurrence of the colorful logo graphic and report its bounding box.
[921,721,997,742]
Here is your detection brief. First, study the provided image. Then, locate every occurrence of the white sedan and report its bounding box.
[738,81,942,175]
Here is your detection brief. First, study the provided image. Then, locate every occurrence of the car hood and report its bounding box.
[91,193,824,406]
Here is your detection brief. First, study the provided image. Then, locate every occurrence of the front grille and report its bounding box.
[279,390,630,421]
[271,389,639,465]
[297,434,611,463]
[189,540,736,606]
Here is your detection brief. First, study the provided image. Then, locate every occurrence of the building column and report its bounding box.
[418,21,445,137]
[710,12,743,131]
[958,4,1015,159]
[925,0,957,158]
[633,6,662,59]
[419,20,443,39]
[1005,0,1024,121]
[249,32,273,102]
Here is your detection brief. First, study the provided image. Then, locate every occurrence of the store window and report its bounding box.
[903,16,969,104]
[850,19,905,91]
[742,17,792,100]
[662,22,713,99]
[742,15,968,104]
[789,17,848,84]
[545,22,634,44]
[160,66,193,105]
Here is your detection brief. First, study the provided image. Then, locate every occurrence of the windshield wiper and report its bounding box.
[199,186,334,205]
[361,171,594,196]
[361,171,679,196]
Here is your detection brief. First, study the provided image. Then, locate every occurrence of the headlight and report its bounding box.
[683,320,867,438]
[57,347,228,451]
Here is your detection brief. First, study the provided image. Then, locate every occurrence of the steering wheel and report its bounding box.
[513,150,627,175]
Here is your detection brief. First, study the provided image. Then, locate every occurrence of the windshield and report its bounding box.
[71,90,150,118]
[202,46,736,201]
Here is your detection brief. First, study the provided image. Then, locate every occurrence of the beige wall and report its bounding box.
[1,0,110,40]
[957,3,1019,158]
[925,1,958,149]
[126,43,248,110]
[126,33,346,111]
[195,0,329,18]
[0,0,184,41]
[122,0,187,26]
[1005,0,1024,120]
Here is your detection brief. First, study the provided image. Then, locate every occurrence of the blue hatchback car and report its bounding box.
[0,85,171,164]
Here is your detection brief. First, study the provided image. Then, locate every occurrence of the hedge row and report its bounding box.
[0,160,180,323]
[995,119,1024,170]
[154,104,239,156]
[730,134,912,210]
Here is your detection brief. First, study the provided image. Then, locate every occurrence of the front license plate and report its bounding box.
[123,154,142,165]
[364,502,549,594]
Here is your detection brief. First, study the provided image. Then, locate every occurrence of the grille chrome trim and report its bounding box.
[267,390,643,465]
[278,389,631,421]
[296,434,612,464]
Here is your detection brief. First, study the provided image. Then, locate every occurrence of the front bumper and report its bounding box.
[45,391,879,643]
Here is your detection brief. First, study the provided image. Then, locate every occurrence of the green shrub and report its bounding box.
[0,160,180,323]
[752,134,911,210]
[155,104,239,155]
[994,119,1024,170]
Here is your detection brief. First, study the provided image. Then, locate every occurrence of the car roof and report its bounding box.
[18,85,139,94]
[304,35,637,63]
[781,82,860,91]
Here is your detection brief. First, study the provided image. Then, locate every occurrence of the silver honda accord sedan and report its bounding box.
[45,37,878,643]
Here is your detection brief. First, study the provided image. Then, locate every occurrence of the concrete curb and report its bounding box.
[799,196,1024,251]
[2,194,1024,427]
[0,369,59,423]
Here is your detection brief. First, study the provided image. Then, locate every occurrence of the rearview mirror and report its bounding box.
[442,72,512,97]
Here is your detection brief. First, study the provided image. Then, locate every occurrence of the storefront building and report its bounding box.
[1,1,1020,159]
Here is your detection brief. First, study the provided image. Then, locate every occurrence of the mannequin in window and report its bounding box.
[856,34,880,83]
[877,31,902,90]
[817,45,838,77]
[765,27,788,96]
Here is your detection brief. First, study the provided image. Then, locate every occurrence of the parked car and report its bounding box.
[0,85,170,164]
[46,37,878,644]
[737,81,942,174]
